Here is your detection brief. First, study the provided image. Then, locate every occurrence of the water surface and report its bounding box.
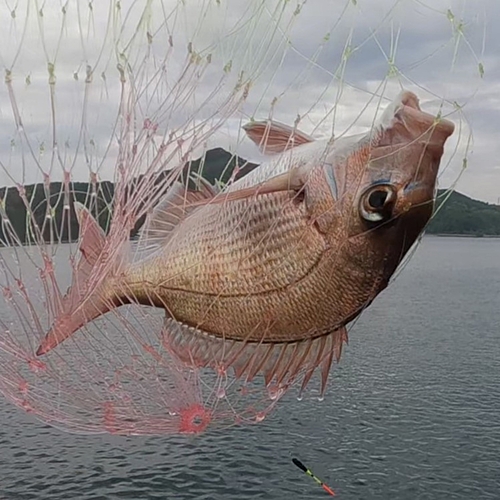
[1,236,499,499]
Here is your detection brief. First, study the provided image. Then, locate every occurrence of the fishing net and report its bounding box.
[0,0,484,435]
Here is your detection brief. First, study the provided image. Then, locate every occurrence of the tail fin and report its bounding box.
[36,203,123,356]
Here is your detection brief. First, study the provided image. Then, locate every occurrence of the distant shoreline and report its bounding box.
[427,233,500,239]
[0,151,499,244]
[2,233,499,250]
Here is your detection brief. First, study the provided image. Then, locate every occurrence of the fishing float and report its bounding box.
[292,458,335,496]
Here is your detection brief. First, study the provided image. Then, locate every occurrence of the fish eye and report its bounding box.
[368,190,388,209]
[359,184,397,223]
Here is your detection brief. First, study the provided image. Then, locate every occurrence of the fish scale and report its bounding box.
[35,90,455,396]
[148,193,325,297]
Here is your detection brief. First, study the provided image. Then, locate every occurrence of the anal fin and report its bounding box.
[161,318,348,396]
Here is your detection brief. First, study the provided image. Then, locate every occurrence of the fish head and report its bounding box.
[333,91,455,248]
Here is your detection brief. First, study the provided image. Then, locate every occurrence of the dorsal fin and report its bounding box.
[137,180,216,255]
[243,120,314,155]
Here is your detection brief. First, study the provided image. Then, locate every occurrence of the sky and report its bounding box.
[0,0,498,203]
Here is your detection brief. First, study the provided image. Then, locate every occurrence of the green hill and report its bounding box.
[0,148,497,245]
[0,148,257,246]
[427,190,500,237]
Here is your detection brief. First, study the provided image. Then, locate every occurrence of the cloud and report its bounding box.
[0,0,497,202]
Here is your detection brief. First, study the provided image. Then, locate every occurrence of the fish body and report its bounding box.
[36,91,455,393]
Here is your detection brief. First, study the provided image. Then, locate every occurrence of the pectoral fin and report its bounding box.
[202,167,309,205]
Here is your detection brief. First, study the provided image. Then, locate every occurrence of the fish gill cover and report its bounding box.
[0,0,485,435]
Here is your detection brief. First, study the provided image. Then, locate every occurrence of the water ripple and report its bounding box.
[1,237,500,499]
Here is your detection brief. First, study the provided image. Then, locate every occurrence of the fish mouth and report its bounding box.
[377,90,421,128]
[362,91,455,226]
[377,90,455,154]
[377,90,455,194]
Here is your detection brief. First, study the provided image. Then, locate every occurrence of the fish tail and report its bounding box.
[36,203,126,356]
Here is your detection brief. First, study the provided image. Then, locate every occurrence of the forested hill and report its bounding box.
[0,148,257,245]
[427,190,500,236]
[0,148,498,245]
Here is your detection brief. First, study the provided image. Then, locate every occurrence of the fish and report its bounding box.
[35,90,455,395]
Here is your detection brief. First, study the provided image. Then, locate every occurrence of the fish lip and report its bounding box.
[376,90,455,148]
[377,90,421,128]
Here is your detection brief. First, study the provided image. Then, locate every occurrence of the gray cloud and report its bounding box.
[0,0,497,203]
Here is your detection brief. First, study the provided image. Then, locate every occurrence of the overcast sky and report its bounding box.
[0,0,497,202]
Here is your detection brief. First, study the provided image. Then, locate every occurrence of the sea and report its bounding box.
[0,236,499,500]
